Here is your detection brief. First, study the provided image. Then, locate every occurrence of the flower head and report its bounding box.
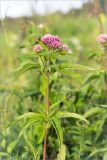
[33,45,43,53]
[97,34,107,44]
[41,34,62,49]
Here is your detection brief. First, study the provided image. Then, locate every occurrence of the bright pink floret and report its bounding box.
[41,34,62,49]
[33,45,43,53]
[97,34,107,44]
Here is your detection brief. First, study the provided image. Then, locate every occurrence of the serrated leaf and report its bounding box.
[55,111,89,124]
[52,118,63,146]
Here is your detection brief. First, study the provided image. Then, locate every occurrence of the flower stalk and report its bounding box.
[43,71,49,160]
[33,33,71,159]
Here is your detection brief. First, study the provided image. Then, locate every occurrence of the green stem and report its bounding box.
[46,74,49,114]
[43,73,49,160]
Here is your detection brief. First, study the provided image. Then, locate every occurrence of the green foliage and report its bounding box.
[56,111,88,124]
[14,61,39,78]
[0,12,107,160]
[52,118,63,146]
[56,144,66,160]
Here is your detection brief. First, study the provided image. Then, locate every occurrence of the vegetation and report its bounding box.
[0,6,107,160]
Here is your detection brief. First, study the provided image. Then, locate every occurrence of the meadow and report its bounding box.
[0,10,107,160]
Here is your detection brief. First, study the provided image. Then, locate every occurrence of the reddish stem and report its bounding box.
[43,74,49,160]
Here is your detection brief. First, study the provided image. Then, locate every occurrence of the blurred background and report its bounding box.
[1,0,107,159]
[0,0,89,19]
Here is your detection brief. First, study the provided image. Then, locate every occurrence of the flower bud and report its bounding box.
[97,34,107,44]
[33,45,43,53]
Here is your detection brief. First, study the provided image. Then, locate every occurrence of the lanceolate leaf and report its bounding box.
[18,121,41,140]
[19,53,36,61]
[55,111,89,124]
[58,63,96,71]
[34,146,42,160]
[98,104,107,108]
[83,107,104,118]
[24,133,42,160]
[7,140,17,154]
[56,144,66,160]
[14,61,38,77]
[11,112,42,125]
[52,118,63,146]
[49,99,65,112]
[0,152,9,157]
[83,72,101,85]
[103,152,107,160]
[86,147,107,160]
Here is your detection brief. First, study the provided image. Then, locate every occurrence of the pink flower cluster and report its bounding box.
[97,34,107,44]
[41,34,62,49]
[33,45,43,53]
[33,34,71,53]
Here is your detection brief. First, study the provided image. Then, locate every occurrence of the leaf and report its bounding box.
[83,107,104,118]
[86,147,107,160]
[11,112,42,125]
[18,121,41,140]
[88,53,97,59]
[14,61,38,77]
[1,139,6,148]
[103,152,107,160]
[98,104,107,108]
[56,144,66,160]
[34,146,42,160]
[49,99,65,112]
[50,71,59,84]
[95,116,106,141]
[35,123,45,144]
[19,53,36,61]
[0,152,9,157]
[37,109,47,119]
[52,118,63,146]
[7,140,17,153]
[83,72,100,85]
[58,63,96,71]
[55,111,89,124]
[24,133,42,160]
